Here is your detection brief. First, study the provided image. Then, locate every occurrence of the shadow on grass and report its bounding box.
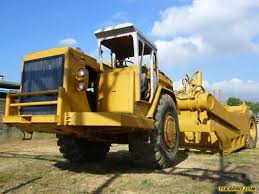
[0,149,254,194]
[54,150,189,174]
[53,150,189,194]
[54,150,253,194]
[2,176,42,194]
[92,174,121,194]
[0,151,62,163]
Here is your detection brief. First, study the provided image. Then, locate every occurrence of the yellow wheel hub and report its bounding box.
[163,113,176,152]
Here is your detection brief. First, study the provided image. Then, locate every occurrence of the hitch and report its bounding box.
[22,131,33,140]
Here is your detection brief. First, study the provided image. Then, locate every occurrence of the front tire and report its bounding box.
[129,94,179,168]
[57,134,110,163]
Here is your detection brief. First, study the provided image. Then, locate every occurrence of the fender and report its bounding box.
[146,86,179,118]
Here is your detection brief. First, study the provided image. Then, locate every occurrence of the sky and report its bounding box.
[1,0,259,102]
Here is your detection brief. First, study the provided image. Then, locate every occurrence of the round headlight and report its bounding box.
[76,82,85,91]
[78,68,85,77]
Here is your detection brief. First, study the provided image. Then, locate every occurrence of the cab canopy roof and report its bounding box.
[94,23,157,59]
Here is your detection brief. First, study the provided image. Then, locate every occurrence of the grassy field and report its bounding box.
[0,131,56,143]
[0,130,258,194]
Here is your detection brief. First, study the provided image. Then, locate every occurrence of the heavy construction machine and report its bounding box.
[176,71,257,154]
[3,23,257,168]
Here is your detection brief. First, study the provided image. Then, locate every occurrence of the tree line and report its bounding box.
[227,97,259,115]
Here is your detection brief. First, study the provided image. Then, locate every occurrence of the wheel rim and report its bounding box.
[249,120,257,140]
[163,112,177,152]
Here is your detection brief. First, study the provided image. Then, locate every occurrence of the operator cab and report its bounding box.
[95,23,159,101]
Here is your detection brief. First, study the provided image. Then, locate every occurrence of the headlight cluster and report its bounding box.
[78,68,85,77]
[75,68,88,91]
[76,82,85,91]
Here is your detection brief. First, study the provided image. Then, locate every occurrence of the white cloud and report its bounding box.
[174,78,259,102]
[103,11,129,27]
[111,11,128,21]
[208,78,259,102]
[155,35,210,68]
[152,0,259,66]
[58,38,78,47]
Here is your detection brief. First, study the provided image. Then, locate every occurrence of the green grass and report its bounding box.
[30,132,56,139]
[0,172,12,185]
[0,131,56,144]
[224,147,259,165]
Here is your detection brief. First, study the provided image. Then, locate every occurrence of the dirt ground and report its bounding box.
[0,128,258,194]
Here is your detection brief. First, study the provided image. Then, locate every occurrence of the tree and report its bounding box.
[227,97,259,114]
[245,101,259,115]
[227,97,242,106]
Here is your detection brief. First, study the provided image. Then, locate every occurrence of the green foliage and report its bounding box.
[227,97,259,114]
[0,172,12,184]
[245,101,259,115]
[227,97,242,106]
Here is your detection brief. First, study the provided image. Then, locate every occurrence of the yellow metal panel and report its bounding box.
[180,131,219,149]
[65,112,154,129]
[178,111,212,132]
[147,86,163,118]
[24,47,70,61]
[62,50,91,112]
[158,72,173,89]
[177,92,250,132]
[213,122,246,154]
[134,100,150,117]
[146,86,177,118]
[98,68,135,113]
[3,115,59,123]
[70,48,100,71]
[4,94,18,116]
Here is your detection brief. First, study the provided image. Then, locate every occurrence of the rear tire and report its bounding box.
[245,115,257,149]
[57,134,110,163]
[129,94,179,168]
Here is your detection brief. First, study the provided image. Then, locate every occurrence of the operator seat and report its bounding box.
[141,65,148,100]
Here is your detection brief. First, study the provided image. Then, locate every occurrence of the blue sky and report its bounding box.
[1,0,259,101]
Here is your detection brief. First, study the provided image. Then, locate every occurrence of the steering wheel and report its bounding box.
[116,59,134,68]
[124,60,134,65]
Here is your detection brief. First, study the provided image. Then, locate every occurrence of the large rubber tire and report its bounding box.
[57,134,110,163]
[129,94,179,169]
[245,115,257,149]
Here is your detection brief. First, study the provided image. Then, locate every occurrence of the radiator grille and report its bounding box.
[20,55,64,115]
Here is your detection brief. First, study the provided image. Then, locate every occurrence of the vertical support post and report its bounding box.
[97,40,104,71]
[133,32,140,101]
[195,71,203,93]
[150,50,154,100]
[5,94,11,116]
[57,87,64,125]
[149,51,159,102]
[196,71,203,86]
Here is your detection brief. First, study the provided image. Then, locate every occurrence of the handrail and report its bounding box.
[9,90,58,97]
[10,101,58,107]
[5,89,61,116]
